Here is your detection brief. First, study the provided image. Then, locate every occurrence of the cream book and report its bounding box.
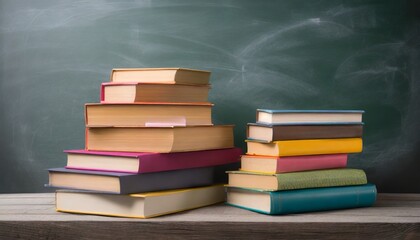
[110,68,210,85]
[56,185,225,218]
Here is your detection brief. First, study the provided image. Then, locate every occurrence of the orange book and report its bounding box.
[110,68,210,85]
[86,125,234,153]
[85,102,213,127]
[100,82,210,103]
[246,138,362,157]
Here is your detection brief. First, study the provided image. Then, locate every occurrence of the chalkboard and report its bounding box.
[0,0,419,193]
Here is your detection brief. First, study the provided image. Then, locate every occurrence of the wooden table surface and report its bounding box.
[1,193,419,239]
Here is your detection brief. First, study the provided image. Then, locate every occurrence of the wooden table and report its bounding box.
[0,193,419,239]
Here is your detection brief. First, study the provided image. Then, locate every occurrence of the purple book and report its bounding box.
[64,148,242,173]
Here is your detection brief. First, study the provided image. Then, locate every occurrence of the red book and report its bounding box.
[240,154,347,174]
[64,148,242,173]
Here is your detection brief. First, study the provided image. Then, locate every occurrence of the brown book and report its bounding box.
[110,68,210,85]
[101,82,210,103]
[85,103,212,127]
[86,125,234,153]
[247,123,363,142]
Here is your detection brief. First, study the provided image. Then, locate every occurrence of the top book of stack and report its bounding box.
[110,68,210,85]
[256,110,364,124]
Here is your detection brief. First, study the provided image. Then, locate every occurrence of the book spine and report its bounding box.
[100,83,105,102]
[276,154,348,173]
[270,184,377,214]
[120,163,237,194]
[138,148,242,173]
[276,168,367,191]
[277,138,363,156]
[271,124,363,141]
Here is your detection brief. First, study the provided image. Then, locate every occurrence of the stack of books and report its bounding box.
[46,68,242,218]
[226,109,377,215]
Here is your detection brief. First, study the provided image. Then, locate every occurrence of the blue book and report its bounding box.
[256,109,364,124]
[226,184,376,215]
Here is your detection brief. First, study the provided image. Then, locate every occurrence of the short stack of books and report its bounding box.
[226,109,377,215]
[47,68,242,218]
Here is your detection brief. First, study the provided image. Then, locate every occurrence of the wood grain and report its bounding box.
[0,193,419,239]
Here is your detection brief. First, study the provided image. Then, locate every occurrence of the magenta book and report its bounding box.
[240,154,348,174]
[64,148,242,173]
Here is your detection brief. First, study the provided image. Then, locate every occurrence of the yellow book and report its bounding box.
[246,138,362,157]
[56,185,225,219]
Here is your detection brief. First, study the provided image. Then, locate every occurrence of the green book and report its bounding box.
[227,168,367,191]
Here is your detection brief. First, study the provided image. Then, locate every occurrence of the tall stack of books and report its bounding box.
[226,109,377,215]
[47,68,242,218]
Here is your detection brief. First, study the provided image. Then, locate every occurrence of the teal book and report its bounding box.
[226,183,377,215]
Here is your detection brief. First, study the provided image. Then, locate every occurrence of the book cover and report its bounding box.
[110,68,210,85]
[86,125,234,153]
[85,102,213,127]
[256,109,364,124]
[227,168,367,191]
[246,138,362,157]
[56,185,225,219]
[65,148,242,173]
[240,154,348,174]
[226,183,377,215]
[247,123,363,142]
[47,163,237,194]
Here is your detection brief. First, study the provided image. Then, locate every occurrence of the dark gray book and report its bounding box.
[247,122,363,142]
[46,163,237,194]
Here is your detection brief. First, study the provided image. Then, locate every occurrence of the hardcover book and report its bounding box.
[100,82,210,103]
[226,184,377,215]
[86,125,234,153]
[56,185,225,219]
[85,102,212,127]
[47,163,236,194]
[227,168,367,191]
[240,154,347,174]
[65,148,242,173]
[110,68,210,85]
[246,138,362,157]
[256,109,364,124]
[247,123,363,142]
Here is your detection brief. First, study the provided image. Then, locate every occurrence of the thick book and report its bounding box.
[110,68,210,85]
[47,163,236,194]
[226,184,377,215]
[86,125,234,153]
[247,123,363,142]
[240,154,347,174]
[246,138,362,157]
[227,168,367,191]
[56,185,225,219]
[256,109,364,124]
[100,82,210,103]
[65,148,242,173]
[85,102,212,127]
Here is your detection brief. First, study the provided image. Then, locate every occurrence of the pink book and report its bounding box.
[240,154,348,174]
[64,148,242,173]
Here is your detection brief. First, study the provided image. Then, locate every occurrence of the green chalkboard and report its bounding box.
[0,0,419,193]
